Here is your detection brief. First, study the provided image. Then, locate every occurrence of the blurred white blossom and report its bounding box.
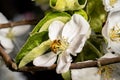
[0,12,31,54]
[0,12,14,53]
[0,12,31,80]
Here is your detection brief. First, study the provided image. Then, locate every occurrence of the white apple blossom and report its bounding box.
[71,66,100,80]
[102,10,120,54]
[71,53,120,80]
[33,14,91,73]
[100,53,120,80]
[102,0,120,12]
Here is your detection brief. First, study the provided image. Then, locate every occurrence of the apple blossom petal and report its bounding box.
[33,52,57,67]
[102,0,112,11]
[71,67,100,80]
[49,21,64,41]
[101,52,118,58]
[0,12,9,23]
[66,34,85,56]
[102,20,109,39]
[74,36,87,54]
[56,52,72,73]
[107,10,120,27]
[0,12,10,36]
[0,28,10,37]
[107,41,120,54]
[12,25,31,36]
[67,29,91,56]
[0,36,14,54]
[102,0,120,12]
[74,28,91,54]
[62,14,90,43]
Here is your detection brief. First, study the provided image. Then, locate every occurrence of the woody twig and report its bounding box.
[0,45,17,71]
[0,45,120,72]
[0,19,38,29]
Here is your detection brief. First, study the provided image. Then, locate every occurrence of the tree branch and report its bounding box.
[0,19,38,29]
[0,45,120,72]
[0,45,17,70]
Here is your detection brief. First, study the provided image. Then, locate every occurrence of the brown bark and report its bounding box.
[0,19,38,28]
[0,45,120,72]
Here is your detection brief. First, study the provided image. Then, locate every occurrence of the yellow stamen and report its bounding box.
[6,28,14,40]
[97,65,115,79]
[109,0,117,6]
[50,39,69,53]
[109,24,120,41]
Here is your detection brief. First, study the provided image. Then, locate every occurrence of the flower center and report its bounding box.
[109,0,117,6]
[97,65,115,79]
[6,28,14,40]
[109,24,120,41]
[50,39,69,53]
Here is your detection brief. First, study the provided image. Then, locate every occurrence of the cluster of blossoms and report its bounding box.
[13,0,120,80]
[32,0,120,77]
[71,0,120,80]
[33,0,120,74]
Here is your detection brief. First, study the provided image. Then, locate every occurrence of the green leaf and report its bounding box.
[18,40,51,68]
[88,34,105,56]
[31,11,71,34]
[85,0,107,33]
[74,34,105,62]
[50,0,87,11]
[62,70,71,80]
[74,41,102,62]
[15,31,48,64]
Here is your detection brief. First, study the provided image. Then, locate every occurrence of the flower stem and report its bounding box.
[86,41,102,57]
